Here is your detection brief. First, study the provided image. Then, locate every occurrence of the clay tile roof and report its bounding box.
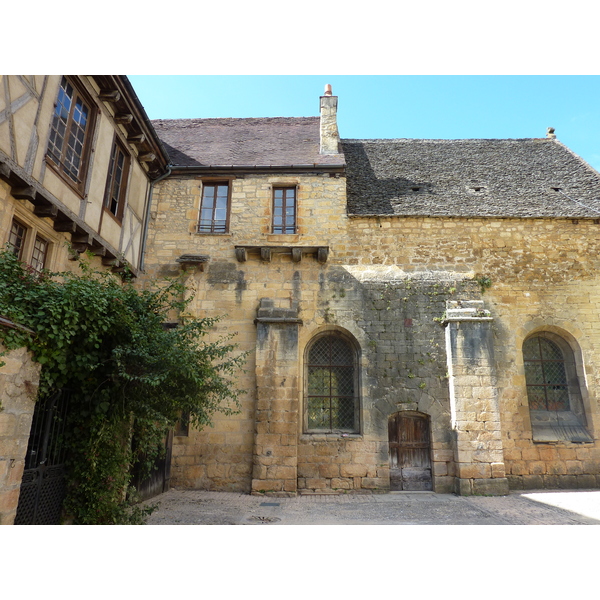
[342,138,600,218]
[151,117,344,167]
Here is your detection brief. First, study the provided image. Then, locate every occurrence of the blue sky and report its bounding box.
[128,76,600,171]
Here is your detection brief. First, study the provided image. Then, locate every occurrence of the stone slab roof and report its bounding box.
[342,138,600,218]
[151,117,344,167]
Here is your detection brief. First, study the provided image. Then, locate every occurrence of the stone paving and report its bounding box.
[142,488,600,525]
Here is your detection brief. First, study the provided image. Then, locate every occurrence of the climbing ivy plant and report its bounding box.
[0,249,245,524]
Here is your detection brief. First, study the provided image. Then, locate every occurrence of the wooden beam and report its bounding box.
[127,133,146,145]
[71,233,94,245]
[115,113,133,124]
[0,163,11,182]
[138,153,156,163]
[33,204,59,218]
[99,90,121,102]
[90,245,107,257]
[11,186,36,202]
[53,220,77,233]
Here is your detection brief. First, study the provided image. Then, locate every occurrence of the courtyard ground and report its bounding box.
[142,487,600,525]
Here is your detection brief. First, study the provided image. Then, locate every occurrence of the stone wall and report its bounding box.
[143,170,600,494]
[0,344,41,524]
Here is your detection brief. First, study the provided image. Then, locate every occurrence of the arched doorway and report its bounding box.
[388,411,432,491]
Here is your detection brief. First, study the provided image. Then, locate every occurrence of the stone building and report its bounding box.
[143,86,600,496]
[4,78,600,520]
[0,75,168,523]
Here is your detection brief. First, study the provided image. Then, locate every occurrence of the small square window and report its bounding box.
[272,187,296,234]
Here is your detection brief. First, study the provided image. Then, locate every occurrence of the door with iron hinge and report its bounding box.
[15,390,70,525]
[388,411,432,491]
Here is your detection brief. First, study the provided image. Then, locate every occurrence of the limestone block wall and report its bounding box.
[144,170,600,494]
[0,345,41,524]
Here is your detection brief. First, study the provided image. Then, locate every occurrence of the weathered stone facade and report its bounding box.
[0,344,41,524]
[142,89,600,496]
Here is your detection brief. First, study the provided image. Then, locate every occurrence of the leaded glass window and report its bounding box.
[306,334,359,433]
[523,336,569,411]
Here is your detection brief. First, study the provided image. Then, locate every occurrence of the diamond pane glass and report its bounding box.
[522,337,540,361]
[540,338,563,361]
[524,362,544,385]
[547,386,569,411]
[306,335,357,432]
[524,335,571,412]
[527,386,547,410]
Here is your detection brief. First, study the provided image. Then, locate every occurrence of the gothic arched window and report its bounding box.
[305,333,360,433]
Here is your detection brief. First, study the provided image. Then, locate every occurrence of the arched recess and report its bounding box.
[303,328,361,434]
[522,329,592,443]
[388,411,432,491]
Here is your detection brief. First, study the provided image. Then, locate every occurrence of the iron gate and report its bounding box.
[15,390,70,525]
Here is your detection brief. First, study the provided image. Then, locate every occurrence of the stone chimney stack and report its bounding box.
[320,84,340,154]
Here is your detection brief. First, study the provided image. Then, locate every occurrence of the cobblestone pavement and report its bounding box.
[142,488,600,525]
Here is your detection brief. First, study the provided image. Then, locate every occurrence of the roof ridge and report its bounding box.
[341,137,551,143]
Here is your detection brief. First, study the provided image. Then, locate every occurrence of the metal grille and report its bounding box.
[307,335,356,432]
[523,337,570,411]
[15,390,70,525]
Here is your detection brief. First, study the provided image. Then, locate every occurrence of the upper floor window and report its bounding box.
[198,182,230,234]
[305,332,360,434]
[272,187,296,234]
[47,77,95,192]
[7,218,50,273]
[103,138,130,221]
[8,219,27,260]
[523,332,592,443]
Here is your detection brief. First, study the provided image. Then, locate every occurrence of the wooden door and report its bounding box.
[388,412,432,491]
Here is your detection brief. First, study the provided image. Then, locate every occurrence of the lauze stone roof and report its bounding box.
[152,117,344,167]
[152,114,600,218]
[342,138,600,218]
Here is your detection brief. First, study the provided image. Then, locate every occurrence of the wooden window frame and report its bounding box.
[30,235,49,273]
[304,331,360,434]
[272,186,297,234]
[46,76,96,195]
[8,218,27,260]
[7,218,50,273]
[103,137,131,222]
[197,181,231,234]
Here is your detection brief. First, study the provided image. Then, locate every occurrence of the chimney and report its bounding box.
[320,84,340,154]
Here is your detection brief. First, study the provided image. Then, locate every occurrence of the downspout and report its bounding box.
[139,164,172,272]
